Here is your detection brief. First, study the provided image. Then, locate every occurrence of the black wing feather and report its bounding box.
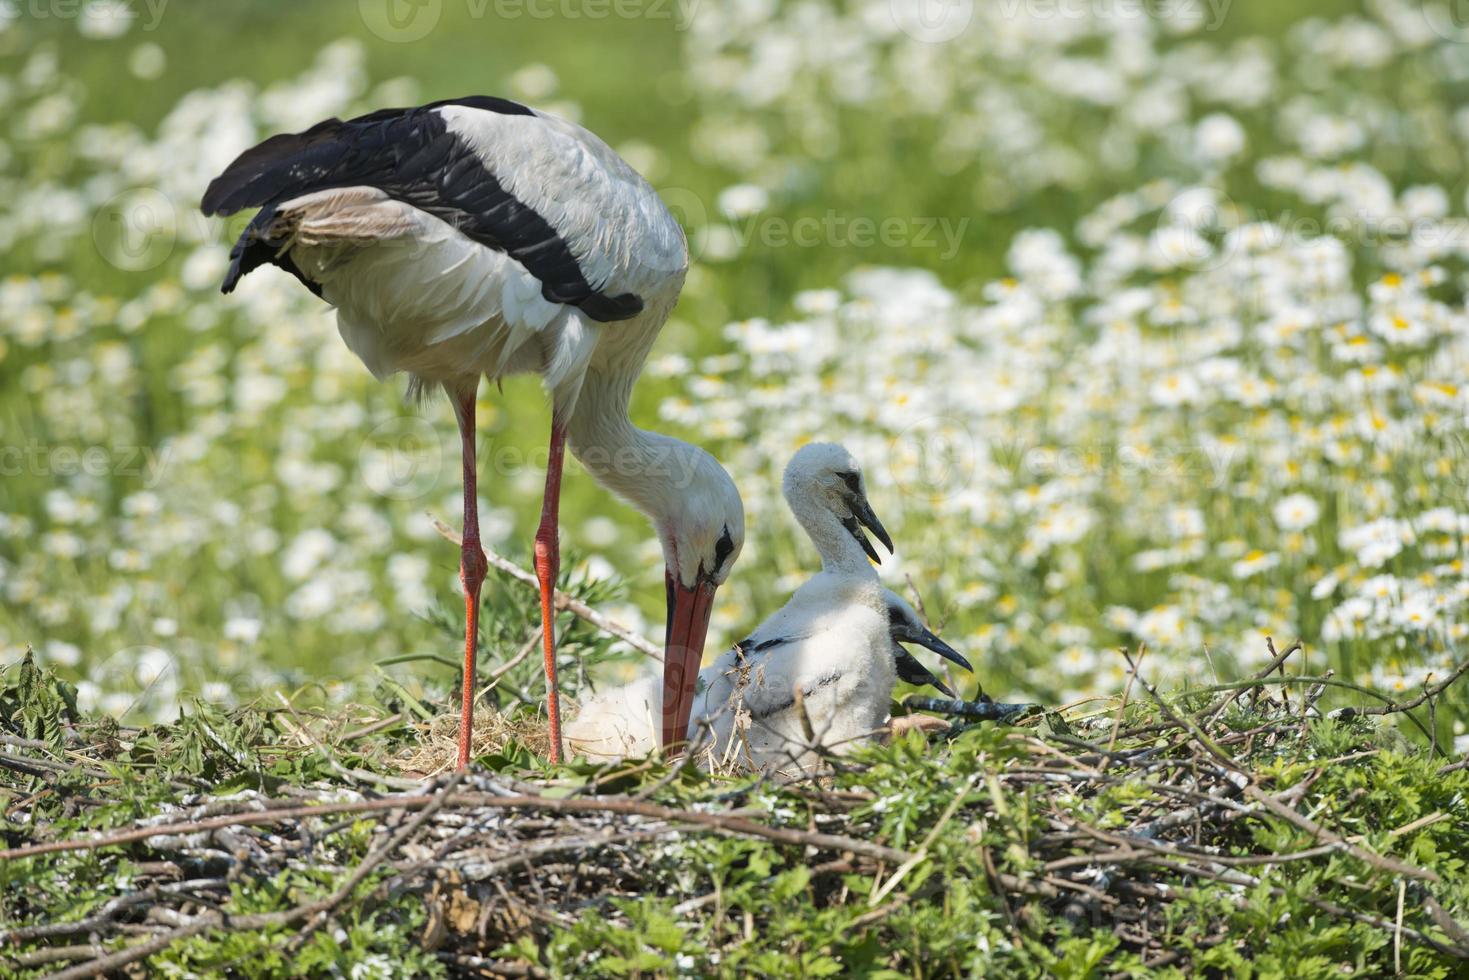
[203,97,642,321]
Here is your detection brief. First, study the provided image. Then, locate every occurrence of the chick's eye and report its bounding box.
[839,471,863,495]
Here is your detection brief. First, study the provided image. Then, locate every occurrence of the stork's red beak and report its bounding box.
[662,570,717,753]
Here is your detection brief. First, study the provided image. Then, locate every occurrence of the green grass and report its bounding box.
[2,654,1467,976]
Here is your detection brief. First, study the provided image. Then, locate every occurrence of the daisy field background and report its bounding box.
[0,0,1466,748]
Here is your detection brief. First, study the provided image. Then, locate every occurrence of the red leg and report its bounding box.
[452,387,487,770]
[534,418,568,764]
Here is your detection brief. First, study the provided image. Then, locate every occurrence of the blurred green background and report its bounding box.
[3,0,1466,742]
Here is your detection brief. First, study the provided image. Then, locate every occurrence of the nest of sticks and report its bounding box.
[3,577,1468,978]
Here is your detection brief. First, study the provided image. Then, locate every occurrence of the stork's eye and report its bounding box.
[713,524,736,571]
[838,471,863,495]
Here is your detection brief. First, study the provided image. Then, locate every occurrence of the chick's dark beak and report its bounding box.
[893,621,973,672]
[894,647,958,698]
[841,491,893,563]
[851,494,894,553]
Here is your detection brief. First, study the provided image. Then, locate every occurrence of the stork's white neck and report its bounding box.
[562,298,678,519]
[567,386,687,529]
[565,357,738,585]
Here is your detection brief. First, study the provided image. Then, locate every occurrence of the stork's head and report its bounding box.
[657,445,745,592]
[654,444,744,752]
[782,442,894,568]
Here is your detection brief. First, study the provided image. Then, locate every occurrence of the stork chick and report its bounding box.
[570,442,924,774]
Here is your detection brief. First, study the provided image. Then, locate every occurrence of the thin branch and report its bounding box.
[1203,637,1300,725]
[1329,658,1469,721]
[0,790,911,866]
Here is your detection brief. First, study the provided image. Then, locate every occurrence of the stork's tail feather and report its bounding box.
[222,204,276,293]
[202,117,353,217]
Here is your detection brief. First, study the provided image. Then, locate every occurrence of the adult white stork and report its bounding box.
[201,96,745,767]
[570,442,944,773]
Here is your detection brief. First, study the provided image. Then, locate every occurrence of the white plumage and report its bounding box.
[568,443,900,776]
[436,107,688,298]
[286,186,583,390]
[239,103,685,411]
